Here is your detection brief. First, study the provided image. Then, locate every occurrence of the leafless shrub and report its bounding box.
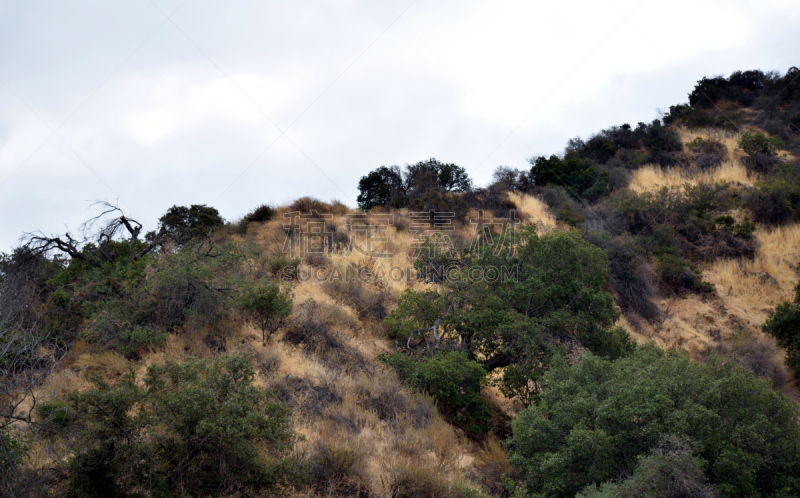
[289,196,331,215]
[470,438,517,498]
[283,300,373,373]
[710,337,787,389]
[355,377,433,428]
[255,349,282,375]
[386,461,450,498]
[304,251,332,269]
[309,441,373,497]
[693,138,727,171]
[322,269,389,320]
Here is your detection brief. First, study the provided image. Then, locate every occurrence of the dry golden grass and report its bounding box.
[621,223,800,362]
[629,127,761,193]
[704,223,800,328]
[624,296,720,358]
[629,162,756,192]
[676,127,742,162]
[507,191,557,230]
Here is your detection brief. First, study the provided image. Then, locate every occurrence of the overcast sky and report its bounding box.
[1,0,798,252]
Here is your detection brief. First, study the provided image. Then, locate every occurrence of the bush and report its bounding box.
[611,184,757,262]
[408,190,470,222]
[748,162,800,225]
[507,345,800,497]
[389,463,450,498]
[36,400,76,430]
[739,133,785,172]
[539,186,586,226]
[242,203,275,224]
[387,228,629,404]
[709,332,787,389]
[689,137,728,170]
[238,281,293,345]
[380,351,493,436]
[158,204,224,245]
[283,300,373,373]
[288,196,332,214]
[762,280,800,377]
[117,324,167,360]
[309,442,371,497]
[578,436,717,498]
[67,353,308,497]
[738,132,784,156]
[656,254,715,294]
[322,269,388,320]
[529,154,607,201]
[238,204,276,232]
[584,231,660,321]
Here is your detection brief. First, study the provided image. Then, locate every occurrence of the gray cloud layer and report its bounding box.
[1,0,798,251]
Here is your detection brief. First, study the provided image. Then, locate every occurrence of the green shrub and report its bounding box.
[158,204,225,245]
[763,280,800,376]
[386,228,629,404]
[238,281,293,344]
[36,400,76,429]
[739,133,785,172]
[687,136,705,149]
[529,154,606,201]
[380,351,493,436]
[117,325,167,359]
[738,132,784,156]
[578,436,716,498]
[612,184,756,262]
[539,186,586,226]
[748,162,800,225]
[242,204,275,224]
[67,353,308,497]
[656,254,715,294]
[508,345,800,497]
[238,204,276,232]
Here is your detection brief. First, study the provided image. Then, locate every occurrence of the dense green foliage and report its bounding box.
[763,280,800,376]
[157,204,225,245]
[357,165,406,210]
[67,353,308,497]
[748,161,800,225]
[380,351,493,435]
[508,345,800,498]
[611,183,756,262]
[528,154,608,201]
[739,132,785,157]
[356,158,472,210]
[578,436,717,498]
[386,227,633,404]
[665,66,800,153]
[565,120,683,167]
[237,204,276,232]
[239,281,293,344]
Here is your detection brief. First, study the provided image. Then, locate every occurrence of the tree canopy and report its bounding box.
[67,353,308,497]
[385,227,632,403]
[356,158,472,210]
[508,345,800,498]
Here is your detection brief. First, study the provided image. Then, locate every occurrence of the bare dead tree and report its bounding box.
[23,201,169,266]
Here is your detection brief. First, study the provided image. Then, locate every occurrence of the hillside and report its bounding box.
[2,66,800,497]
